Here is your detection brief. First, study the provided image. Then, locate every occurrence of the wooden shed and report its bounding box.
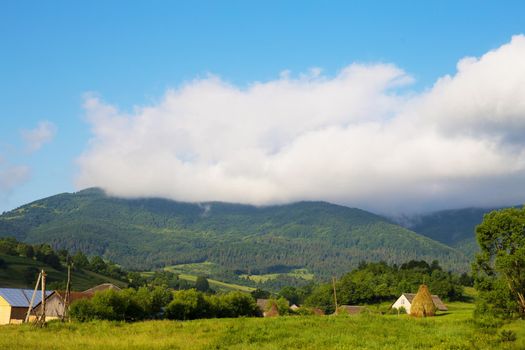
[33,290,94,320]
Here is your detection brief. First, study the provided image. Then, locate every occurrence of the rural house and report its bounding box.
[0,288,53,325]
[33,290,94,320]
[391,293,447,314]
[336,305,364,315]
[83,283,122,293]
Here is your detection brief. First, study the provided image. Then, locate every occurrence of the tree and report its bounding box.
[165,289,210,320]
[474,207,525,318]
[195,276,210,292]
[0,257,6,269]
[89,256,107,273]
[251,288,271,300]
[72,251,90,269]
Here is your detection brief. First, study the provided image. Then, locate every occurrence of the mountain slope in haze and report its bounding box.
[403,207,510,258]
[0,188,470,277]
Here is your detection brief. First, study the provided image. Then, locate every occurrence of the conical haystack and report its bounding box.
[410,284,436,317]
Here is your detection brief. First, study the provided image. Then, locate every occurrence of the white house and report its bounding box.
[391,293,448,314]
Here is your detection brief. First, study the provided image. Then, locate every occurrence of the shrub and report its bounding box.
[165,289,211,320]
[0,257,6,269]
[209,292,260,318]
[499,330,517,342]
[70,299,96,322]
[266,297,290,316]
[195,276,210,292]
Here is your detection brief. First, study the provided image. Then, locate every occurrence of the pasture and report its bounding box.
[0,302,524,349]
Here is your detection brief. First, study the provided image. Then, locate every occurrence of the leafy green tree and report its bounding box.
[474,207,525,318]
[89,256,107,273]
[165,289,211,320]
[266,297,290,315]
[16,243,34,258]
[0,238,17,255]
[72,251,90,269]
[279,286,300,305]
[195,276,210,292]
[69,299,96,322]
[23,266,40,285]
[209,292,260,318]
[250,288,271,300]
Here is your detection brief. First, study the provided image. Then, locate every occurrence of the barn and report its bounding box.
[0,288,53,325]
[391,293,448,314]
[33,290,94,320]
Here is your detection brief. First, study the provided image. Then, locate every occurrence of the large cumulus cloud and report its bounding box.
[76,35,525,214]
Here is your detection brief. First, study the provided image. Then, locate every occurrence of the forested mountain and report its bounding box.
[0,188,470,278]
[401,207,504,258]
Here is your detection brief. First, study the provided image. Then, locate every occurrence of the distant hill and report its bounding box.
[0,188,470,277]
[402,207,517,258]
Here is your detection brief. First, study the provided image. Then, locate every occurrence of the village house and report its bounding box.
[391,293,448,314]
[336,305,364,315]
[0,288,53,325]
[83,283,122,294]
[33,290,94,320]
[33,283,122,320]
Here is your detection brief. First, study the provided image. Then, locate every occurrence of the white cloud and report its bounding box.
[21,121,57,153]
[0,157,31,204]
[76,35,525,214]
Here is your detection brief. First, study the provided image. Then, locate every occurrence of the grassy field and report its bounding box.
[161,264,255,293]
[0,302,524,349]
[0,254,127,291]
[240,268,315,283]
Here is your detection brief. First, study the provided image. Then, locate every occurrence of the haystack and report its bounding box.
[410,284,436,317]
[264,303,279,317]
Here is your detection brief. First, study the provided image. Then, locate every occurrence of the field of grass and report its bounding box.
[240,268,315,283]
[150,265,255,293]
[0,254,127,291]
[0,302,524,349]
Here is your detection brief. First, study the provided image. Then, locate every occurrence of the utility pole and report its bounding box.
[25,271,42,323]
[64,263,71,321]
[40,269,47,326]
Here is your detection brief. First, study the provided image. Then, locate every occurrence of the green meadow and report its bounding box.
[1,302,524,349]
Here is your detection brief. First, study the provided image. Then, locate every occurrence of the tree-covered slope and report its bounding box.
[403,207,508,258]
[0,188,470,276]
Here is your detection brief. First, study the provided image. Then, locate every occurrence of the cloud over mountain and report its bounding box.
[76,35,525,214]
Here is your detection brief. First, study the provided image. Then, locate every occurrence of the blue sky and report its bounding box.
[1,1,525,213]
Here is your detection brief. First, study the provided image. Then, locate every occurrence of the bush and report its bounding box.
[70,299,96,322]
[165,289,210,320]
[0,257,6,269]
[209,292,260,318]
[266,297,290,315]
[70,287,174,322]
[499,330,517,342]
[195,276,210,292]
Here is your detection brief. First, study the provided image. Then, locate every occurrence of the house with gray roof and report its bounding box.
[0,288,53,325]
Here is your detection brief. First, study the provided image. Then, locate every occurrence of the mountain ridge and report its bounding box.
[0,188,471,277]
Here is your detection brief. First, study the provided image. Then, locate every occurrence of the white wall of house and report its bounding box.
[392,295,411,314]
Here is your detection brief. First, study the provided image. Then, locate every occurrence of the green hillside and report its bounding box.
[0,253,127,291]
[0,188,470,278]
[404,207,517,258]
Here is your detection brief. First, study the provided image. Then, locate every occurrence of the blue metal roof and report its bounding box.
[0,288,53,308]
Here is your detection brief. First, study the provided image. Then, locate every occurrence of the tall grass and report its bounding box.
[0,302,523,349]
